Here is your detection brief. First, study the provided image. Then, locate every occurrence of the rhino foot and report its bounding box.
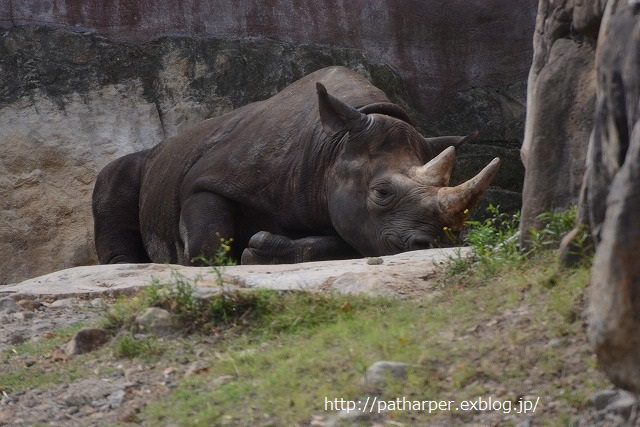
[241,231,360,265]
[241,231,302,265]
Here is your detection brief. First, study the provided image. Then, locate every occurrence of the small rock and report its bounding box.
[135,307,181,337]
[163,367,179,378]
[366,257,384,265]
[64,328,110,356]
[50,298,76,308]
[0,409,15,426]
[607,391,638,421]
[184,362,211,378]
[364,361,413,389]
[0,297,21,315]
[591,389,619,411]
[90,298,104,308]
[64,392,89,407]
[17,299,42,311]
[51,347,68,362]
[107,389,126,409]
[516,418,534,427]
[12,311,33,321]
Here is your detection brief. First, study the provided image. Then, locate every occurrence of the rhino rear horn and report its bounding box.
[316,82,369,135]
[424,131,479,156]
[412,146,456,186]
[438,157,501,225]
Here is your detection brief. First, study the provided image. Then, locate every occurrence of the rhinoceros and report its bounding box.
[93,66,500,265]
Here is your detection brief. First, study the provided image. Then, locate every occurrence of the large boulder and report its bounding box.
[519,0,608,243]
[587,2,640,394]
[524,0,640,393]
[0,1,535,285]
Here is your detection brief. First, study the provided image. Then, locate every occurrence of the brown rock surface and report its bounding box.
[519,0,599,242]
[517,0,640,393]
[1,0,537,120]
[587,3,640,394]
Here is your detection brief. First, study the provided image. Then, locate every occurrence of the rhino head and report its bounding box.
[317,82,500,255]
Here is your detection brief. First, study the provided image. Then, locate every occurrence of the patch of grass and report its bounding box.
[445,204,590,279]
[101,239,248,336]
[136,248,606,426]
[113,333,163,359]
[99,292,148,334]
[0,323,90,394]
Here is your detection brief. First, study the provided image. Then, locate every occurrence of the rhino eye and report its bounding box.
[371,184,396,206]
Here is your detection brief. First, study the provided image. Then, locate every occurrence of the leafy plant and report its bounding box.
[443,204,522,277]
[113,333,162,359]
[444,204,589,278]
[145,270,204,328]
[191,234,237,285]
[99,293,148,333]
[527,205,582,253]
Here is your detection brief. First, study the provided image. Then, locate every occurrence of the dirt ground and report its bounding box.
[0,288,636,426]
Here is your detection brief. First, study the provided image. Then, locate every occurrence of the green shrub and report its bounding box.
[527,205,582,253]
[114,333,162,359]
[446,204,588,277]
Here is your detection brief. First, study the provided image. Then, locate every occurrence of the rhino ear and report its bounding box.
[423,131,479,157]
[316,82,369,135]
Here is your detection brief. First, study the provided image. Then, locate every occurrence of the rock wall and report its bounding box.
[520,0,640,393]
[0,1,536,285]
[586,2,640,394]
[518,0,604,242]
[1,0,537,122]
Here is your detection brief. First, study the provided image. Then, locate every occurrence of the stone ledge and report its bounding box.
[1,247,468,300]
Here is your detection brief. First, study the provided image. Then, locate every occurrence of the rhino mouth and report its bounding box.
[407,236,437,251]
[383,233,438,254]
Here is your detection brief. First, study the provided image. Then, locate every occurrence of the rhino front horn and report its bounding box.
[437,157,501,224]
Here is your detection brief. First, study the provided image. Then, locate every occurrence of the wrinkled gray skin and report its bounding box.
[93,67,500,265]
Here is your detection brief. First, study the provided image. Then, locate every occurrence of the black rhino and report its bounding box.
[93,66,500,265]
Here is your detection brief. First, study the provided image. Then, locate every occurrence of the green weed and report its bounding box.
[527,205,586,254]
[445,204,590,278]
[113,333,163,359]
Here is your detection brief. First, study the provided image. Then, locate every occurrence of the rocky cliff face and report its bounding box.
[519,0,640,393]
[518,0,605,241]
[0,1,535,285]
[584,2,640,394]
[1,0,537,122]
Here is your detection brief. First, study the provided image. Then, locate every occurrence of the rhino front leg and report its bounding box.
[241,231,360,264]
[179,192,237,264]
